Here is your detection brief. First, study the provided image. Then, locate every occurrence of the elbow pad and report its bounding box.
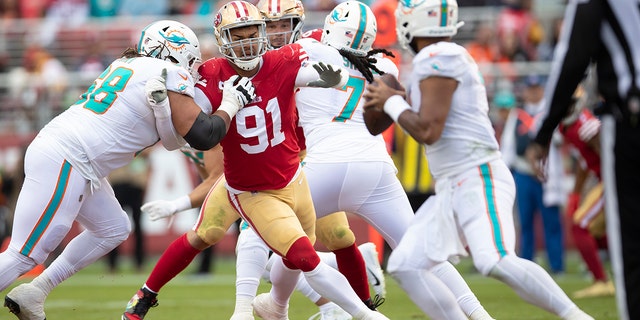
[183,111,227,150]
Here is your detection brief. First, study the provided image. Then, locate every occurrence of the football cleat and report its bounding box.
[4,283,47,320]
[359,242,386,298]
[230,312,255,320]
[307,303,352,320]
[252,293,288,320]
[573,280,615,299]
[122,288,158,320]
[364,294,385,311]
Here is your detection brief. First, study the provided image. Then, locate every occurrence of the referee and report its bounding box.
[526,1,640,319]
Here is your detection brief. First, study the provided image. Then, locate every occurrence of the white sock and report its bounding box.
[303,262,369,317]
[233,296,253,315]
[489,255,577,316]
[390,268,467,319]
[294,272,322,303]
[268,255,300,306]
[32,272,55,295]
[431,261,491,318]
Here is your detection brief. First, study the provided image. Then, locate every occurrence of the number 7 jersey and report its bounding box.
[195,44,308,191]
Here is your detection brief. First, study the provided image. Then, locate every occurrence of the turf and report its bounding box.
[0,254,618,319]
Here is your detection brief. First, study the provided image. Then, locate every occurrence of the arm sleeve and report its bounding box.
[152,98,186,151]
[534,0,602,147]
[183,111,228,151]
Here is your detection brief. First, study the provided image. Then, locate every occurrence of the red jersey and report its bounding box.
[559,109,601,178]
[196,44,308,191]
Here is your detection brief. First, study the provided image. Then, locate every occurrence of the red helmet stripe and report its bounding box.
[230,1,249,18]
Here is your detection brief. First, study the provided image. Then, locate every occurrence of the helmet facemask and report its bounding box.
[214,1,269,71]
[257,0,305,49]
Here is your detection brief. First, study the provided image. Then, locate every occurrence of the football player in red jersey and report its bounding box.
[121,1,389,320]
[558,86,614,299]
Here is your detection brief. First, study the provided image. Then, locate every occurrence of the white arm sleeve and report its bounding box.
[152,98,186,151]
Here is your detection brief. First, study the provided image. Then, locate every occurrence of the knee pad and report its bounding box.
[316,220,355,251]
[198,226,226,246]
[284,237,320,272]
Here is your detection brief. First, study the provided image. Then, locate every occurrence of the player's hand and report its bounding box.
[146,68,168,106]
[363,78,404,112]
[307,62,347,88]
[219,75,256,117]
[141,199,178,221]
[525,142,549,181]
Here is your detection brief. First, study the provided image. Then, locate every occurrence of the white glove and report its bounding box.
[306,62,348,88]
[141,195,191,221]
[218,75,256,118]
[145,68,168,106]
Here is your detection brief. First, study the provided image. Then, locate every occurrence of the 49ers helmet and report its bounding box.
[213,1,269,71]
[256,0,306,46]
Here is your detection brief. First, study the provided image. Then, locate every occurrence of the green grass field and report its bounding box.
[1,253,618,319]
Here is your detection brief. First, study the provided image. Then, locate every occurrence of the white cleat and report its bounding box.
[359,242,386,298]
[307,302,352,320]
[252,293,288,320]
[230,312,255,320]
[4,283,47,320]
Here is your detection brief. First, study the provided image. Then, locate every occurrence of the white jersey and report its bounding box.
[38,57,195,183]
[408,42,500,179]
[296,38,397,166]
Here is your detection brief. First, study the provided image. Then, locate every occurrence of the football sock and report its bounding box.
[572,225,608,281]
[334,243,371,301]
[269,255,299,306]
[145,233,200,292]
[431,261,491,318]
[304,262,370,317]
[390,268,467,319]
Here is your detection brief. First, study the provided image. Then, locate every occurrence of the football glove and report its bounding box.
[218,75,256,118]
[145,68,168,106]
[307,62,348,88]
[141,195,191,221]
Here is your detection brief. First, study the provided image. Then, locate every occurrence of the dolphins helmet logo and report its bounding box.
[160,29,190,51]
[327,6,348,25]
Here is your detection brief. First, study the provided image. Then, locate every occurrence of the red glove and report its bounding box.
[566,192,581,216]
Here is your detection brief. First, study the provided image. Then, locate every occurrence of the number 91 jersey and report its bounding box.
[195,44,308,191]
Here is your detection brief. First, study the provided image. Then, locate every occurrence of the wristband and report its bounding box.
[383,95,411,122]
[218,101,240,118]
[173,195,192,212]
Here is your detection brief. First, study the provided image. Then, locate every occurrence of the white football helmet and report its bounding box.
[257,0,305,48]
[138,20,202,78]
[322,1,377,56]
[396,0,465,55]
[213,1,269,71]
